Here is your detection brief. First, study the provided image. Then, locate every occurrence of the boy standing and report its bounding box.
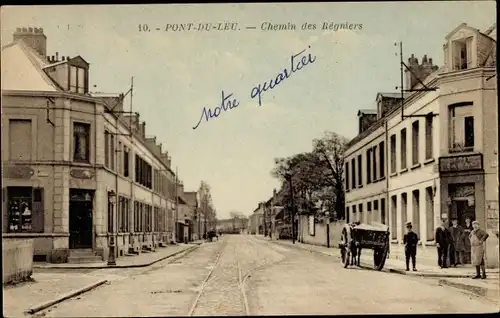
[403,222,419,271]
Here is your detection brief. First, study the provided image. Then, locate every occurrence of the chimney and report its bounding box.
[141,122,146,137]
[357,110,377,134]
[13,26,47,58]
[55,52,59,61]
[405,53,439,90]
[62,56,66,61]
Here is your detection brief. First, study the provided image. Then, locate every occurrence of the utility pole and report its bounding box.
[204,193,208,239]
[175,166,179,243]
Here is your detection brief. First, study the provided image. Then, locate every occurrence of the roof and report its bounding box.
[1,40,60,92]
[357,109,377,116]
[376,92,406,99]
[183,192,197,206]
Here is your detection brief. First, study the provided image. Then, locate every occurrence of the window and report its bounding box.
[452,37,473,71]
[346,206,350,223]
[124,147,130,177]
[367,201,372,212]
[135,155,153,189]
[464,116,474,148]
[134,201,140,232]
[108,193,114,233]
[374,200,379,211]
[449,102,474,152]
[400,128,407,169]
[390,134,396,173]
[351,158,356,189]
[69,65,88,94]
[412,120,419,165]
[118,196,130,233]
[345,162,350,190]
[390,195,397,239]
[425,114,433,160]
[352,205,357,215]
[372,145,377,181]
[366,149,372,184]
[117,141,123,174]
[6,187,44,233]
[357,154,362,186]
[104,131,109,167]
[73,122,90,162]
[379,141,385,178]
[9,119,32,161]
[358,203,363,223]
[110,134,115,170]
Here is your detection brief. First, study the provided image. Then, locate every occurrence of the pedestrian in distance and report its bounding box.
[435,219,452,268]
[403,222,418,271]
[470,221,489,279]
[449,218,465,266]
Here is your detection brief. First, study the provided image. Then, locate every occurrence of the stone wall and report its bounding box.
[299,216,346,248]
[2,237,34,285]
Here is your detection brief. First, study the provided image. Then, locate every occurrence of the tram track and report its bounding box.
[187,235,289,316]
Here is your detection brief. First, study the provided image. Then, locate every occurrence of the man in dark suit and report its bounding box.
[435,219,452,268]
[403,222,419,271]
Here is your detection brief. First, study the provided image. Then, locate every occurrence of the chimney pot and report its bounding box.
[29,27,34,32]
[40,28,44,33]
[67,56,70,61]
[429,58,433,65]
[62,56,65,61]
[16,27,21,32]
[55,52,59,60]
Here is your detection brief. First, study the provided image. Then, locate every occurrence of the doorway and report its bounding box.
[69,189,94,249]
[451,199,476,227]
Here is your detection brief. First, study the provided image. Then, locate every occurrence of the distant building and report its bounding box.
[344,23,497,267]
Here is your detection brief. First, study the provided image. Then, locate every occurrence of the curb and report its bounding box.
[33,245,199,270]
[25,279,108,315]
[268,240,492,279]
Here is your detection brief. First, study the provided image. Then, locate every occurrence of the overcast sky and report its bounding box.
[1,2,495,219]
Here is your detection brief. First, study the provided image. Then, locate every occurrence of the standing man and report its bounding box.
[435,219,451,268]
[449,218,464,266]
[403,222,419,271]
[470,221,489,279]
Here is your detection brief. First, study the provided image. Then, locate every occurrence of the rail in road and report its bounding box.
[187,235,289,316]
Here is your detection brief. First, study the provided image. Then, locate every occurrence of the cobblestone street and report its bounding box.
[25,235,497,317]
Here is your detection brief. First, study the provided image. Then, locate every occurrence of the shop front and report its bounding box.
[439,153,485,228]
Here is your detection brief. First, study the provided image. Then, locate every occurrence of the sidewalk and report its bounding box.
[258,236,498,277]
[3,272,108,317]
[33,243,199,269]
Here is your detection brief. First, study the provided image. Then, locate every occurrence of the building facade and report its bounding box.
[344,23,498,267]
[1,27,183,263]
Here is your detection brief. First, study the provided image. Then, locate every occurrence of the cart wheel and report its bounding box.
[373,243,388,271]
[340,229,351,268]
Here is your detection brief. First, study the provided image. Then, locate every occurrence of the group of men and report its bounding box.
[403,217,490,279]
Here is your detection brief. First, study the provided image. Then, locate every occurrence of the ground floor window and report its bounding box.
[5,187,44,233]
[118,196,130,233]
[448,183,476,227]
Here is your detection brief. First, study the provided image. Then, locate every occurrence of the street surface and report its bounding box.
[34,235,498,316]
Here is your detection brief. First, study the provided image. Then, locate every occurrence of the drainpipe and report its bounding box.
[385,117,390,256]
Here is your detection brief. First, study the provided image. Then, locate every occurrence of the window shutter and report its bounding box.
[453,41,461,70]
[466,37,473,67]
[32,188,45,233]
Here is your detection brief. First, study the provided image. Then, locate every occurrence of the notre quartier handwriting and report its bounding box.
[192,46,316,130]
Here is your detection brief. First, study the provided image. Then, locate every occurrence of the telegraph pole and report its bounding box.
[175,166,179,243]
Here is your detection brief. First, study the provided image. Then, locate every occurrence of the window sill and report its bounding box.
[346,189,351,193]
[357,185,364,188]
[390,172,398,178]
[449,147,474,154]
[399,168,408,175]
[424,158,435,165]
[410,163,421,170]
[377,176,386,182]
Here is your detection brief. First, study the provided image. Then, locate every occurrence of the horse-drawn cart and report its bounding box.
[338,222,390,271]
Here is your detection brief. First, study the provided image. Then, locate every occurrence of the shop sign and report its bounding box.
[439,154,483,173]
[70,169,94,179]
[4,165,34,179]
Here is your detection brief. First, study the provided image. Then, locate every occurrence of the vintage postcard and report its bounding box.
[1,2,498,316]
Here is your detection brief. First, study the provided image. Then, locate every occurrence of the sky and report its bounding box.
[1,2,496,219]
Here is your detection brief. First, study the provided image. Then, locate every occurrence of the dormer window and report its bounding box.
[69,65,87,94]
[452,37,473,70]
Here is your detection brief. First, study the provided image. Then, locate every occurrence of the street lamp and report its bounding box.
[325,211,330,248]
[107,190,117,266]
[285,172,296,244]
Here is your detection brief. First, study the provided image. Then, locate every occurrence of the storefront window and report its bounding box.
[6,187,44,233]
